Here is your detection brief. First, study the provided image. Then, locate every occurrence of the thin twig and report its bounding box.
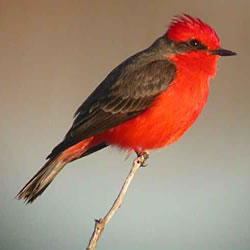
[86,152,148,250]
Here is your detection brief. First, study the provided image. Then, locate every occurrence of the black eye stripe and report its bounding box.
[189,39,207,50]
[166,38,208,54]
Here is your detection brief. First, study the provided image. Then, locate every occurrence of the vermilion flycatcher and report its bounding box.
[17,14,236,203]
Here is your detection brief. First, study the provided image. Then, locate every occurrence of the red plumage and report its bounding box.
[16,14,236,203]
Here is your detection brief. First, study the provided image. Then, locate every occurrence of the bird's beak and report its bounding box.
[211,48,237,56]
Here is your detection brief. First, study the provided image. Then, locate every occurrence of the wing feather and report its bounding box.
[47,54,176,159]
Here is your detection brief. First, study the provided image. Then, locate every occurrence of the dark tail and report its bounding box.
[16,141,108,203]
[16,157,66,203]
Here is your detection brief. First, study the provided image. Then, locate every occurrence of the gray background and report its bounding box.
[1,0,249,250]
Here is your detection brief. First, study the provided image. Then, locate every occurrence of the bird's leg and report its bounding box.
[135,150,149,167]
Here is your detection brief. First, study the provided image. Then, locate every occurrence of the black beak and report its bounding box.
[211,48,237,56]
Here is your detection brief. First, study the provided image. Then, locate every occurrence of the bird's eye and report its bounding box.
[189,39,206,49]
[190,39,201,48]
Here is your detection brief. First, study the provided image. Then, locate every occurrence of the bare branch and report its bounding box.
[86,152,148,250]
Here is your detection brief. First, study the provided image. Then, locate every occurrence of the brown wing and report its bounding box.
[47,51,176,159]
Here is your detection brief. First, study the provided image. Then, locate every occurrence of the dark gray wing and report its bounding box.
[47,58,176,159]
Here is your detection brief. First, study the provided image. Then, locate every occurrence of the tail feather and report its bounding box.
[16,157,66,203]
[16,139,108,204]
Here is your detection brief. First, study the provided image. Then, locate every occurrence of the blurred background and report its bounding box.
[1,0,249,249]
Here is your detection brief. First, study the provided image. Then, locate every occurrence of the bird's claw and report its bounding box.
[135,151,149,167]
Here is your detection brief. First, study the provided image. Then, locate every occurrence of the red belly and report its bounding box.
[103,76,209,152]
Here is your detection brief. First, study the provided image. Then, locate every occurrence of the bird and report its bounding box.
[16,14,236,203]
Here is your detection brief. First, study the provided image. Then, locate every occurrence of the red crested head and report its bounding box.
[167,14,220,50]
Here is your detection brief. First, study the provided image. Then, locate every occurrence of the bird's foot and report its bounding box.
[135,151,149,167]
